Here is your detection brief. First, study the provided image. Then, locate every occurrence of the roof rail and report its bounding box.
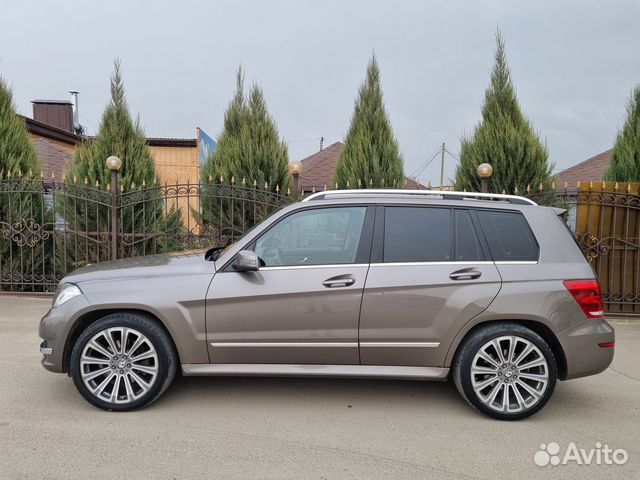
[301,189,537,206]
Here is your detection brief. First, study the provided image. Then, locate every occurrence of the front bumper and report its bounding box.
[38,293,91,373]
[560,319,615,380]
[40,340,53,355]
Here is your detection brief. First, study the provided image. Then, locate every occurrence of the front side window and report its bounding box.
[384,207,451,262]
[255,207,367,267]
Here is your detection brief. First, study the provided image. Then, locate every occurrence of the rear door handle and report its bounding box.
[323,274,356,288]
[449,268,482,281]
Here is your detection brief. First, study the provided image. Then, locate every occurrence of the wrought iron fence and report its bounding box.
[527,181,639,315]
[1,174,638,315]
[0,175,291,292]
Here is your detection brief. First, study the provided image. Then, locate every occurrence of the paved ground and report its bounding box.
[0,296,638,480]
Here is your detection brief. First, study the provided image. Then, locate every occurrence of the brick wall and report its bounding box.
[149,145,201,230]
[28,133,76,154]
[150,145,200,184]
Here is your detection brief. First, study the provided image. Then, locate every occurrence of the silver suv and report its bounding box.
[39,190,615,420]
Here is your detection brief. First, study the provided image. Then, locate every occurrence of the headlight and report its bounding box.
[53,283,82,308]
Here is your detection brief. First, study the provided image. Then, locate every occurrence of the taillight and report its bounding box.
[563,279,604,319]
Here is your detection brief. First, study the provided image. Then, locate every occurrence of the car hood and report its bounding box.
[62,250,214,285]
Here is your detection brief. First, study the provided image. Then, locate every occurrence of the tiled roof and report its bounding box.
[297,141,425,191]
[554,149,613,187]
[298,142,344,190]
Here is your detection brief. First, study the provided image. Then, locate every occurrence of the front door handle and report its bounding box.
[449,268,482,281]
[323,274,356,288]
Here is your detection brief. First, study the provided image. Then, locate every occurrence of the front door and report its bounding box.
[359,206,502,367]
[206,205,373,365]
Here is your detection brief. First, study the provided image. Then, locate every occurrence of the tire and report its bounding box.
[70,313,177,411]
[452,323,557,421]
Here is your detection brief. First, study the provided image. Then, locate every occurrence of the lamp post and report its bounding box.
[106,155,122,260]
[288,160,303,200]
[477,163,493,194]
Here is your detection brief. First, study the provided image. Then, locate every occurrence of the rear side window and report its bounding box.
[384,207,451,262]
[477,210,539,261]
[455,210,483,261]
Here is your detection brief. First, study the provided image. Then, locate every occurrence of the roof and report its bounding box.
[31,99,73,105]
[22,115,197,148]
[146,137,197,148]
[554,149,613,187]
[297,141,425,191]
[299,141,344,190]
[24,116,80,145]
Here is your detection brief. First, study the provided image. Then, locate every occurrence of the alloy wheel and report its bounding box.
[80,327,159,404]
[470,335,549,414]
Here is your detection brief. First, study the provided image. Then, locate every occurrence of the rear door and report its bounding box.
[359,206,502,367]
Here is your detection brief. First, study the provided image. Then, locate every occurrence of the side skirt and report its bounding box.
[181,363,450,380]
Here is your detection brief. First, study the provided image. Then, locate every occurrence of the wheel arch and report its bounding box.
[446,319,568,381]
[62,308,181,374]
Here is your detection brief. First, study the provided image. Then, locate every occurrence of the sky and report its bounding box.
[1,0,639,185]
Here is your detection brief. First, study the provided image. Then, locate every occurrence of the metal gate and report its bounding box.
[573,183,640,315]
[0,176,291,292]
[2,175,639,315]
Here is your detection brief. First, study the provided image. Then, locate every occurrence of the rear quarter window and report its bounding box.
[477,210,539,262]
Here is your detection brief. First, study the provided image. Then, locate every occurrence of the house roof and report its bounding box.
[297,141,425,191]
[31,99,73,105]
[24,116,80,145]
[554,149,613,187]
[298,141,344,190]
[22,115,197,148]
[147,137,197,148]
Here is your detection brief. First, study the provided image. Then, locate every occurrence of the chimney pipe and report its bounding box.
[69,91,83,135]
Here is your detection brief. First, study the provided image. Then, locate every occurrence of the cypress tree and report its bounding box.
[68,60,161,192]
[201,68,289,190]
[605,85,640,182]
[334,54,404,189]
[454,31,552,193]
[0,76,48,290]
[0,77,41,178]
[62,60,180,261]
[199,68,290,240]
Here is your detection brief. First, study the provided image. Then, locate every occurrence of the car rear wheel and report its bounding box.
[452,323,557,420]
[70,313,177,411]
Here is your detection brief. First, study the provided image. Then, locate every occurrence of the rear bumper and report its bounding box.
[560,319,615,380]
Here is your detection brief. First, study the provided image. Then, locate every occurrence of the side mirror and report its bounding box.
[233,250,260,272]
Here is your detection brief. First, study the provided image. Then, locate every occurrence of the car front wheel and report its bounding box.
[453,323,557,420]
[70,313,177,411]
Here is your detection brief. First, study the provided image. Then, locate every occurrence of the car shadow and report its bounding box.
[158,374,470,413]
[153,373,595,423]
